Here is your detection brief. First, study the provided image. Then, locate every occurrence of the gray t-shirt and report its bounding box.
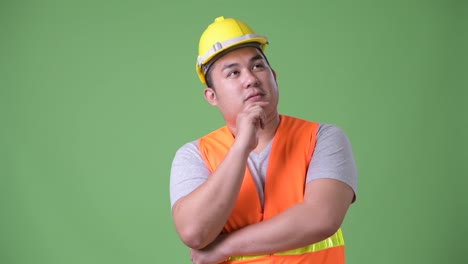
[170,123,357,208]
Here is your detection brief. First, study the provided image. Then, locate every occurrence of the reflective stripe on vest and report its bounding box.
[227,229,344,261]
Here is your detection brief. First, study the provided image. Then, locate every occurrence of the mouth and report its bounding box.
[245,92,265,102]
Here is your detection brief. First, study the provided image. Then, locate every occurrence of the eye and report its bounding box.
[227,70,240,77]
[253,63,265,71]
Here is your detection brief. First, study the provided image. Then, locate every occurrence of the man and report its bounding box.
[170,16,357,264]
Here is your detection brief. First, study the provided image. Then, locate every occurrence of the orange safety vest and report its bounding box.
[198,115,345,263]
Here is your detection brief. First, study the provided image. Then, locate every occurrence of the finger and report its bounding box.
[244,101,269,111]
[252,109,266,129]
[254,112,264,130]
[260,109,266,129]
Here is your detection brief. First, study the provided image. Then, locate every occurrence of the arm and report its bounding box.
[171,102,268,249]
[222,125,357,254]
[172,141,250,249]
[189,179,354,264]
[219,178,354,256]
[189,124,357,264]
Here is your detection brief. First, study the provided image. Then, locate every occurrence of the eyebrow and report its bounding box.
[250,54,265,62]
[221,54,265,71]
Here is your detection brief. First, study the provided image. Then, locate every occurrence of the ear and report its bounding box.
[203,87,218,106]
[272,69,277,80]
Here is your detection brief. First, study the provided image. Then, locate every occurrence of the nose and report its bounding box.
[244,70,259,88]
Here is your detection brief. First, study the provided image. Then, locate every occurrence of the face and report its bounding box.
[203,47,279,126]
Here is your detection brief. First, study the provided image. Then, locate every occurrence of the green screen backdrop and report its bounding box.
[1,0,467,263]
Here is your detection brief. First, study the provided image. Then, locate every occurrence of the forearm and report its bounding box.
[172,142,250,249]
[219,202,338,257]
[218,179,353,257]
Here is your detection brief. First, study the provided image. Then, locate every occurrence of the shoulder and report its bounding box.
[316,123,348,141]
[314,123,355,161]
[174,140,200,159]
[171,140,204,168]
[314,123,354,152]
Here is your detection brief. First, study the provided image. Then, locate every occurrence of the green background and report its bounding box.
[1,0,467,263]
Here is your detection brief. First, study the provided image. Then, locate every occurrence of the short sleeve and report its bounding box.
[306,124,357,201]
[170,140,210,208]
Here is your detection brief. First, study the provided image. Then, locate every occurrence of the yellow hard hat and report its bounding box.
[196,16,269,85]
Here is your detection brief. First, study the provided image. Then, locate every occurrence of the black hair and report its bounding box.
[205,67,214,88]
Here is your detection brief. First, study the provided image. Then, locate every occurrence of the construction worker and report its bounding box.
[170,16,357,264]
